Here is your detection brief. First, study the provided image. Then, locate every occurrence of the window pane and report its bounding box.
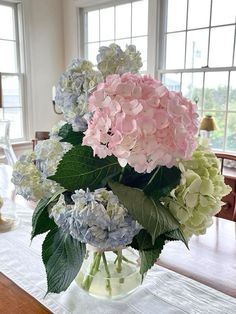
[131,36,147,71]
[162,73,181,91]
[0,5,15,40]
[115,38,131,50]
[166,32,185,69]
[3,107,23,139]
[100,7,114,41]
[188,0,211,29]
[181,73,203,106]
[228,72,236,111]
[87,42,99,65]
[0,40,17,72]
[226,113,236,151]
[2,76,21,108]
[202,111,225,150]
[186,29,208,68]
[115,3,131,39]
[204,72,228,111]
[100,40,113,47]
[209,26,234,67]
[167,0,187,32]
[211,0,236,26]
[132,0,148,36]
[87,10,99,42]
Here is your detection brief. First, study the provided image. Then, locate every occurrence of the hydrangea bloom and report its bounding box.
[162,144,231,238]
[12,153,58,200]
[34,139,72,178]
[83,73,199,173]
[97,44,142,77]
[50,188,141,250]
[55,59,102,131]
[12,138,72,201]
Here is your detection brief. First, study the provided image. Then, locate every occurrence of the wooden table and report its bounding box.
[157,217,236,298]
[0,273,51,314]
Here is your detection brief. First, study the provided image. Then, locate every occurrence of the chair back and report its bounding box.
[32,131,50,150]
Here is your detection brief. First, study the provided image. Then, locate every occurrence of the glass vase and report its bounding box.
[75,246,142,300]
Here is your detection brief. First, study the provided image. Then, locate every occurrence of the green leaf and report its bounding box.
[31,197,57,240]
[58,123,83,145]
[144,166,181,198]
[109,181,179,243]
[165,228,189,249]
[42,228,86,294]
[50,145,121,191]
[139,237,165,275]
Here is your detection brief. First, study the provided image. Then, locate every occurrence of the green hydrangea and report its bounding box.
[97,44,143,77]
[163,144,231,238]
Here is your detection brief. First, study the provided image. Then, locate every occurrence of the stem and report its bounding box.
[116,250,122,273]
[102,253,112,296]
[82,252,102,291]
[118,167,125,183]
[144,166,161,193]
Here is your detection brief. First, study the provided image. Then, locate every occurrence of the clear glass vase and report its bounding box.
[75,247,142,300]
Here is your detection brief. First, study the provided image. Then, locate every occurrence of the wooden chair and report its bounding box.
[32,131,50,150]
[215,152,236,221]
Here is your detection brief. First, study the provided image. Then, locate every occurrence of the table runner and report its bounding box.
[0,199,236,314]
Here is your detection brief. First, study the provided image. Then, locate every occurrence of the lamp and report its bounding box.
[199,115,217,138]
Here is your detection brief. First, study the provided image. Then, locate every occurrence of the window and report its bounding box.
[159,0,236,153]
[83,0,148,72]
[81,0,236,153]
[0,1,24,140]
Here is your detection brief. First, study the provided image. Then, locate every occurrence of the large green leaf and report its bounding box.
[42,228,86,294]
[139,238,165,275]
[50,145,121,191]
[109,181,179,243]
[58,123,83,145]
[130,230,165,275]
[31,197,57,240]
[165,228,189,249]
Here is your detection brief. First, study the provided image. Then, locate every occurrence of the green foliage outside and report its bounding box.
[185,86,236,152]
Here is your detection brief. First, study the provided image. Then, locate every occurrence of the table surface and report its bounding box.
[1,164,236,313]
[157,217,236,298]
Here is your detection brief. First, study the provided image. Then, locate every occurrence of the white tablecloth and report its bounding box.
[0,199,236,314]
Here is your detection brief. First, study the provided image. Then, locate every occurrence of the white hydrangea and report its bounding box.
[12,139,73,201]
[34,139,72,178]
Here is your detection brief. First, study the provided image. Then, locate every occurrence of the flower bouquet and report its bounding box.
[12,44,230,299]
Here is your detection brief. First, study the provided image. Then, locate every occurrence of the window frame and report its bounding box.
[79,0,236,153]
[80,0,153,74]
[157,0,236,153]
[0,0,26,142]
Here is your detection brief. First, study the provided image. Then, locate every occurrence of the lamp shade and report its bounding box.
[200,115,217,132]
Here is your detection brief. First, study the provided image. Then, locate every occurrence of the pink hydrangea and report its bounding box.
[83,73,199,173]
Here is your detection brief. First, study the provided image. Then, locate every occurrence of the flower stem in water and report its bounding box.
[102,252,112,296]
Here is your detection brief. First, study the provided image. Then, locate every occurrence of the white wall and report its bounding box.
[22,0,65,140]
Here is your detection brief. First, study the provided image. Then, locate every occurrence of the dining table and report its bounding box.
[0,164,236,313]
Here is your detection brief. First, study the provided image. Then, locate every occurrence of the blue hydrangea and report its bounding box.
[50,189,141,250]
[55,59,102,131]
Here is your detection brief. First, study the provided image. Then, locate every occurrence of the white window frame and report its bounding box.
[79,0,153,74]
[0,0,27,142]
[156,0,236,153]
[78,0,236,153]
